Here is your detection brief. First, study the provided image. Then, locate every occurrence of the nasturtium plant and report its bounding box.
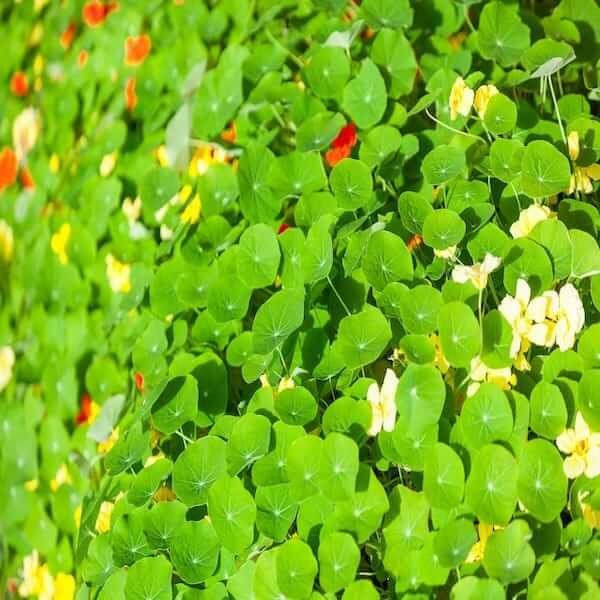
[1,1,600,599]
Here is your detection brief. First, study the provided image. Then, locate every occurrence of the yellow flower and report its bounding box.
[449,77,474,120]
[53,573,75,600]
[189,146,213,177]
[467,356,516,397]
[18,551,55,600]
[0,220,14,262]
[50,223,71,265]
[568,131,580,161]
[155,145,170,167]
[50,464,72,493]
[0,345,16,392]
[105,254,131,294]
[430,334,450,375]
[122,196,142,223]
[73,505,82,529]
[144,452,166,468]
[34,0,50,12]
[465,523,494,563]
[181,194,202,225]
[578,491,600,529]
[473,84,499,118]
[95,500,115,534]
[25,479,39,492]
[498,278,536,359]
[33,54,44,75]
[509,204,554,238]
[98,427,119,455]
[277,376,295,393]
[451,253,501,290]
[556,413,600,479]
[13,107,41,163]
[433,245,457,260]
[49,154,60,174]
[569,164,600,195]
[99,152,117,177]
[178,184,193,203]
[366,368,399,436]
[153,486,177,503]
[30,24,44,46]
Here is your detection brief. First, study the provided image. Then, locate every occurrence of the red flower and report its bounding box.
[325,123,358,167]
[82,1,118,27]
[134,372,145,393]
[124,77,137,111]
[0,147,18,191]
[20,167,35,190]
[77,50,89,68]
[10,72,29,97]
[277,222,291,235]
[76,393,94,425]
[124,34,151,67]
[60,22,77,49]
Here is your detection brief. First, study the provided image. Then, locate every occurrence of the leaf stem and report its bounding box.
[327,275,351,316]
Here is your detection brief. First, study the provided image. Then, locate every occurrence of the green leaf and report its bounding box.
[276,387,318,426]
[236,224,281,288]
[342,59,387,129]
[484,94,517,135]
[398,285,443,334]
[124,556,172,600]
[238,143,279,223]
[521,141,571,199]
[359,125,402,168]
[227,413,272,474]
[503,238,554,296]
[569,230,600,278]
[370,29,417,98]
[330,159,373,211]
[320,432,359,501]
[276,539,318,599]
[304,46,351,99]
[437,302,481,368]
[170,519,220,584]
[423,443,465,510]
[151,376,198,435]
[362,230,413,290]
[360,0,413,30]
[318,532,360,593]
[255,483,298,542]
[303,216,334,284]
[530,382,567,439]
[434,519,478,569]
[421,146,465,186]
[269,151,327,199]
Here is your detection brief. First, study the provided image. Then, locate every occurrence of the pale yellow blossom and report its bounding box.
[430,334,450,375]
[18,551,54,600]
[467,356,516,397]
[50,223,71,264]
[25,479,39,492]
[451,253,501,290]
[568,131,580,161]
[95,501,115,534]
[97,427,119,455]
[578,491,600,529]
[510,204,554,238]
[556,412,600,479]
[465,523,495,563]
[0,220,14,262]
[433,245,457,260]
[73,505,82,529]
[181,194,202,225]
[13,107,41,163]
[367,368,399,436]
[473,84,499,118]
[569,164,600,195]
[449,77,474,121]
[105,254,131,294]
[50,464,72,492]
[0,345,15,392]
[122,197,142,223]
[99,152,117,177]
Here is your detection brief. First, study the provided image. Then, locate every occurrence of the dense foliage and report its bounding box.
[1,0,600,598]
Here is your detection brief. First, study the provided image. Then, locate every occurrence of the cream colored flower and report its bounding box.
[509,204,554,238]
[569,164,600,195]
[578,490,600,529]
[367,368,398,436]
[433,245,457,260]
[160,224,174,241]
[277,376,295,392]
[105,254,131,294]
[50,464,72,492]
[53,572,75,600]
[181,194,202,225]
[13,107,41,162]
[122,196,142,223]
[99,152,117,177]
[0,220,14,262]
[568,131,580,161]
[144,452,166,468]
[18,551,55,600]
[449,77,474,120]
[97,427,119,455]
[498,278,535,359]
[473,84,498,118]
[50,223,71,265]
[556,412,600,479]
[467,356,516,397]
[95,501,115,534]
[451,253,501,290]
[0,345,15,392]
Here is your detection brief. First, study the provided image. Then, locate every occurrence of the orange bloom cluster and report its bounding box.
[0,148,18,191]
[82,0,118,27]
[124,77,137,111]
[60,22,77,49]
[10,72,29,97]
[124,34,151,66]
[325,123,358,167]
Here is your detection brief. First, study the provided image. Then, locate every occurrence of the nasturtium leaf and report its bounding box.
[296,112,346,152]
[143,501,188,551]
[484,94,517,135]
[421,146,466,186]
[173,436,228,506]
[517,439,567,523]
[207,475,257,554]
[128,459,173,507]
[237,224,281,289]
[465,444,518,525]
[438,302,481,368]
[140,168,180,215]
[450,577,505,600]
[461,384,513,449]
[330,158,373,211]
[320,432,359,501]
[111,510,152,567]
[303,216,334,284]
[396,364,445,435]
[370,29,417,98]
[227,413,271,474]
[359,125,402,168]
[252,289,305,354]
[124,556,172,600]
[151,375,197,435]
[503,238,554,296]
[398,191,433,234]
[362,230,413,290]
[530,382,567,439]
[276,386,317,426]
[489,139,525,183]
[276,539,318,599]
[304,46,351,99]
[208,276,252,322]
[481,309,513,369]
[483,520,535,584]
[342,580,380,600]
[360,0,413,30]
[569,230,600,279]
[255,483,298,542]
[577,369,600,431]
[399,285,443,334]
[423,209,466,250]
[423,443,465,509]
[578,324,600,369]
[170,519,220,584]
[522,39,575,77]
[529,219,573,281]
[269,151,327,199]
[286,435,323,500]
[333,306,392,370]
[318,532,360,593]
[477,1,530,67]
[342,59,387,129]
[521,141,571,199]
[81,535,115,586]
[434,519,478,569]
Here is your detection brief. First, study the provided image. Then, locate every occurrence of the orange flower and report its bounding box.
[324,123,358,167]
[124,34,151,67]
[407,234,423,252]
[220,121,237,144]
[0,148,18,191]
[124,77,137,111]
[20,167,35,190]
[134,371,144,393]
[10,72,29,97]
[82,0,117,27]
[78,50,89,68]
[60,22,77,49]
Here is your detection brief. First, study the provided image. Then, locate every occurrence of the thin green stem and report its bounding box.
[327,275,351,316]
[425,108,486,144]
[547,74,567,146]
